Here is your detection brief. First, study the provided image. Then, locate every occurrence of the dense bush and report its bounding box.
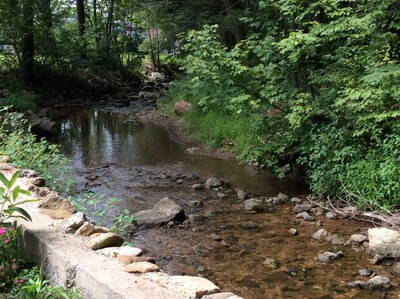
[170,0,400,209]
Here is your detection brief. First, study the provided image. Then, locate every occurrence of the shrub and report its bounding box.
[0,91,37,112]
[0,108,74,193]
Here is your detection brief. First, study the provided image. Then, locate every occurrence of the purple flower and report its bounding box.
[0,227,5,235]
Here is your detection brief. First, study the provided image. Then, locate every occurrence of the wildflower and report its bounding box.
[16,278,25,284]
[12,259,16,263]
[0,227,5,235]
[11,264,17,270]
[4,239,9,244]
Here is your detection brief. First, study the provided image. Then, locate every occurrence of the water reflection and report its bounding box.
[54,109,305,195]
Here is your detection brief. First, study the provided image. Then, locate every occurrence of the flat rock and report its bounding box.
[317,251,344,263]
[210,233,222,241]
[143,272,220,298]
[351,234,367,243]
[192,184,204,191]
[38,192,77,213]
[85,233,124,250]
[366,275,391,289]
[325,211,338,220]
[237,190,248,200]
[75,221,109,236]
[135,197,185,228]
[392,262,400,275]
[312,229,328,240]
[359,268,373,277]
[368,227,400,257]
[347,280,366,288]
[296,212,315,221]
[205,177,223,189]
[293,204,312,214]
[243,198,263,212]
[202,292,243,299]
[290,197,302,204]
[276,192,288,202]
[329,234,346,245]
[59,212,86,233]
[123,262,159,273]
[97,246,142,257]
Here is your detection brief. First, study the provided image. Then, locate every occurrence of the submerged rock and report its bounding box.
[123,262,159,273]
[368,227,400,257]
[263,258,279,269]
[366,275,391,289]
[359,268,373,277]
[312,229,328,240]
[205,177,223,189]
[351,234,368,243]
[325,211,338,220]
[237,190,248,200]
[293,204,312,214]
[243,198,263,212]
[347,280,366,289]
[192,183,204,191]
[316,251,344,263]
[203,292,243,299]
[135,197,185,228]
[296,212,315,221]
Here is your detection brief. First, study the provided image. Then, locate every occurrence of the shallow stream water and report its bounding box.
[53,108,399,298]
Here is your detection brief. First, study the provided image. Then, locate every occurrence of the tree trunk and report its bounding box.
[22,0,34,83]
[220,0,247,46]
[76,0,86,59]
[93,0,99,47]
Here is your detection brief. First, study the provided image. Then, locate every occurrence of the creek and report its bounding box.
[52,107,397,299]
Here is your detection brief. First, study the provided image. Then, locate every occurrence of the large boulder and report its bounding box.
[38,192,77,213]
[368,227,400,257]
[174,100,192,116]
[205,177,223,189]
[135,197,185,228]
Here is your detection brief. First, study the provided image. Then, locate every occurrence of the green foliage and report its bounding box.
[0,227,21,291]
[171,0,400,209]
[69,192,136,236]
[0,109,74,193]
[0,171,33,226]
[0,91,37,112]
[14,267,81,299]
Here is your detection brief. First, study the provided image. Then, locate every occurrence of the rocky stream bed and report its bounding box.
[39,100,400,299]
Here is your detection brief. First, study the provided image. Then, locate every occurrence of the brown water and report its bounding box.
[54,108,399,299]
